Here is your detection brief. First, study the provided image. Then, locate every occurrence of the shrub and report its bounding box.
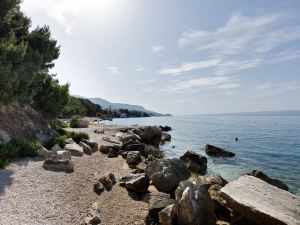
[0,138,38,169]
[49,119,68,135]
[69,115,82,128]
[44,135,66,150]
[66,131,89,143]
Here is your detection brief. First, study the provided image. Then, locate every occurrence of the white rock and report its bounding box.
[65,143,84,156]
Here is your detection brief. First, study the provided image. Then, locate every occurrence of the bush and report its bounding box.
[66,131,89,143]
[49,119,68,135]
[69,115,82,128]
[0,138,39,169]
[44,135,66,150]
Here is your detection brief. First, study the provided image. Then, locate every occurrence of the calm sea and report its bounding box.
[104,115,300,195]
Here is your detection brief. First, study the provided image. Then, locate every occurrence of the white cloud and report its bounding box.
[134,65,145,72]
[168,12,300,76]
[108,66,120,76]
[254,82,300,95]
[164,76,239,93]
[152,45,164,53]
[134,79,156,84]
[158,59,221,75]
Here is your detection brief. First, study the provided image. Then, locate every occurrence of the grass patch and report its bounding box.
[66,131,89,143]
[0,138,39,169]
[69,115,82,128]
[44,135,66,150]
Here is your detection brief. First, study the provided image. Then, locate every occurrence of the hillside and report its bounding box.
[76,96,170,116]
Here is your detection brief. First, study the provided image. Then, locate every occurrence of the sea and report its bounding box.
[104,115,300,196]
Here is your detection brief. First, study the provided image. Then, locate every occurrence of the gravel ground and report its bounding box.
[0,123,148,225]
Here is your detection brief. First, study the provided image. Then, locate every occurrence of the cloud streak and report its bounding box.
[152,45,164,53]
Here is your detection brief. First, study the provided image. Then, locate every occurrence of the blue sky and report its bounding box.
[22,0,300,114]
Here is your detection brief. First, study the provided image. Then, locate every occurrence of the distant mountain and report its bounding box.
[209,110,300,116]
[74,96,170,116]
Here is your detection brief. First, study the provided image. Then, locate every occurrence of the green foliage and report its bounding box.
[49,119,68,135]
[63,96,102,118]
[0,1,69,118]
[69,115,82,128]
[66,131,89,143]
[44,135,66,150]
[0,137,38,169]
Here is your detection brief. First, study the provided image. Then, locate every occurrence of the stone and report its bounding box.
[148,185,159,193]
[159,125,172,132]
[94,182,105,195]
[65,143,84,156]
[131,128,143,136]
[159,204,178,225]
[121,151,128,159]
[65,138,74,144]
[161,132,171,144]
[99,173,116,191]
[36,145,53,158]
[126,151,142,166]
[141,145,164,159]
[190,174,227,190]
[88,202,101,217]
[247,170,289,191]
[118,133,141,143]
[122,139,140,149]
[43,159,74,173]
[205,144,235,157]
[136,162,147,173]
[102,136,121,144]
[51,144,63,152]
[55,150,71,162]
[146,158,191,192]
[180,151,207,174]
[140,126,162,146]
[149,192,176,220]
[74,118,89,128]
[99,145,116,154]
[82,139,99,152]
[107,148,118,158]
[79,141,93,155]
[220,175,300,225]
[126,143,145,151]
[119,173,149,193]
[82,216,101,225]
[175,180,216,225]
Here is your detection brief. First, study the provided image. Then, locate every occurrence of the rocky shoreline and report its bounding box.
[1,120,299,225]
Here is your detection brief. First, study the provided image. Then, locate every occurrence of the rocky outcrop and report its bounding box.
[148,192,176,221]
[146,158,191,192]
[119,173,149,193]
[180,151,207,175]
[139,126,162,146]
[161,132,171,144]
[74,118,89,128]
[247,170,289,191]
[0,103,57,144]
[221,175,300,225]
[205,144,235,157]
[65,143,84,156]
[98,173,116,191]
[126,151,142,166]
[43,159,74,173]
[175,180,216,225]
[159,125,172,132]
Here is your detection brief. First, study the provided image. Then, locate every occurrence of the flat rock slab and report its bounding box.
[221,175,300,225]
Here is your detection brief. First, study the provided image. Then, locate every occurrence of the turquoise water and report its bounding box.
[104,115,300,195]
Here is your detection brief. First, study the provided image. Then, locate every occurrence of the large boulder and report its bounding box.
[141,145,164,159]
[43,159,74,173]
[220,175,300,225]
[180,151,207,174]
[126,151,142,166]
[161,132,171,144]
[247,170,289,191]
[148,192,176,221]
[205,144,235,157]
[139,126,162,146]
[159,204,178,225]
[79,142,93,155]
[65,143,84,156]
[55,150,71,161]
[82,139,98,152]
[74,118,89,128]
[189,174,227,190]
[146,158,191,192]
[175,180,216,225]
[36,145,54,158]
[119,173,149,193]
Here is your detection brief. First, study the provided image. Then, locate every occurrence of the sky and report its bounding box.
[21,0,300,115]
